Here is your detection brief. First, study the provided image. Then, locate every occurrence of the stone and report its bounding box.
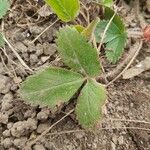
[37,123,49,134]
[43,43,57,56]
[0,113,8,124]
[0,75,11,94]
[33,144,46,150]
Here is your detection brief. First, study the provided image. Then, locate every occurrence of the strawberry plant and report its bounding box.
[20,0,128,129]
[20,26,107,129]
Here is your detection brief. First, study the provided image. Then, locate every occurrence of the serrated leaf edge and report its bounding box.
[75,79,107,129]
[19,67,86,108]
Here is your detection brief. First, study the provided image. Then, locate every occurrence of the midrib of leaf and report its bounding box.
[88,82,101,119]
[63,30,87,75]
[106,34,126,49]
[107,33,125,43]
[110,20,123,33]
[86,85,96,120]
[104,20,123,34]
[105,21,123,40]
[26,78,84,95]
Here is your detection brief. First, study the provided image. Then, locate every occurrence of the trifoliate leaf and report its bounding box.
[20,67,85,108]
[56,26,101,77]
[44,0,80,22]
[95,20,127,63]
[94,7,127,64]
[0,0,9,19]
[0,33,5,47]
[76,79,107,129]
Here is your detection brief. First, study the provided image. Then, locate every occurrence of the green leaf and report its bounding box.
[0,0,9,19]
[56,26,101,77]
[20,67,85,108]
[82,17,100,40]
[0,33,5,47]
[73,25,85,33]
[102,0,113,7]
[44,0,80,22]
[76,79,107,129]
[94,8,127,64]
[73,17,100,40]
[105,32,127,63]
[95,20,127,63]
[104,7,125,32]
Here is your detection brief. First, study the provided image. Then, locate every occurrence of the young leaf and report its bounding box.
[95,20,127,63]
[82,17,100,40]
[74,17,100,40]
[56,26,101,77]
[76,79,107,129]
[73,25,85,33]
[20,67,85,108]
[44,0,80,22]
[0,0,9,19]
[0,33,5,47]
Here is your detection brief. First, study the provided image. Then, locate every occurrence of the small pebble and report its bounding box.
[0,75,11,94]
[118,136,124,145]
[3,129,11,137]
[1,93,13,111]
[0,113,8,124]
[37,109,49,121]
[15,42,28,53]
[2,138,13,148]
[33,144,46,150]
[13,77,22,84]
[11,118,37,137]
[14,137,27,148]
[43,43,57,56]
[30,54,38,65]
[24,109,36,119]
[7,122,14,129]
[36,44,44,56]
[74,132,85,139]
[41,56,50,63]
[37,123,49,134]
[38,4,52,17]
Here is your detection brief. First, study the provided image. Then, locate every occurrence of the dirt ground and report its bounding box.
[0,0,150,150]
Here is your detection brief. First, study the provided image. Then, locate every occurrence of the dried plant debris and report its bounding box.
[123,57,150,79]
